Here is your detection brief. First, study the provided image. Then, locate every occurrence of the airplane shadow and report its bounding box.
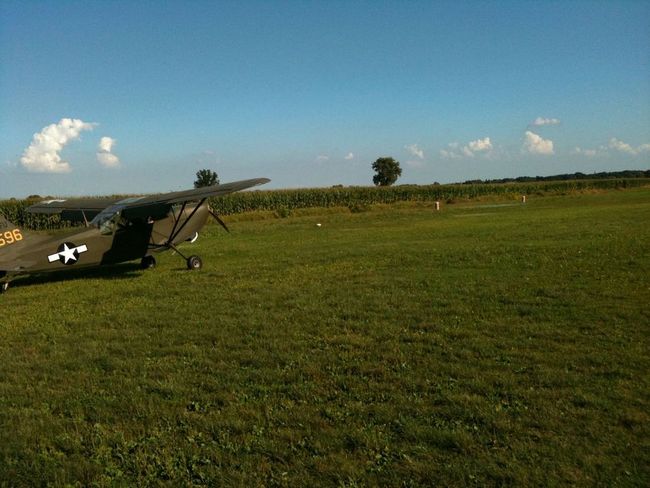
[10,263,144,290]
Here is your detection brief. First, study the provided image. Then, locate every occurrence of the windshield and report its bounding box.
[90,197,144,234]
[91,209,121,235]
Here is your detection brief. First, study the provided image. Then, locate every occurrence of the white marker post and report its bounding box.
[522,195,526,203]
[435,201,440,211]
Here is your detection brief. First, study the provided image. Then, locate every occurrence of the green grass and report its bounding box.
[1,189,649,486]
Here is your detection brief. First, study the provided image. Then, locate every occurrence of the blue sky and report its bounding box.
[1,0,648,197]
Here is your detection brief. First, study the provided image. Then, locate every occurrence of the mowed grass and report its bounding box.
[1,189,648,486]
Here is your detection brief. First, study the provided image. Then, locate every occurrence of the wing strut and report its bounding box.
[208,206,230,233]
[145,198,232,272]
[167,199,206,245]
[148,197,230,254]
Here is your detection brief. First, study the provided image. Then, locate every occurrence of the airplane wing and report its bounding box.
[100,177,270,223]
[116,178,270,208]
[26,197,122,215]
[27,178,270,222]
[26,197,124,224]
[88,177,270,237]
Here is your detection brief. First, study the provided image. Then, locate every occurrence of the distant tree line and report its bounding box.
[461,169,650,185]
[5,177,649,231]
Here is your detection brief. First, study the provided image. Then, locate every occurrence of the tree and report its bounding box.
[194,169,219,188]
[372,157,402,186]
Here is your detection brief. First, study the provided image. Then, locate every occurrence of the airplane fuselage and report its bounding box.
[0,202,209,278]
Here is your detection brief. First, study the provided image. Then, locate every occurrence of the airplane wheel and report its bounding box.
[140,255,156,269]
[187,255,203,270]
[0,282,9,294]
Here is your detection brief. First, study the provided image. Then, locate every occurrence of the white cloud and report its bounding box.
[97,152,120,167]
[439,147,461,159]
[440,137,492,159]
[344,152,354,160]
[609,138,635,155]
[572,138,649,158]
[572,147,598,157]
[440,142,462,159]
[608,138,650,156]
[468,137,492,153]
[98,136,115,153]
[96,136,120,168]
[530,117,561,127]
[405,143,424,159]
[20,118,96,173]
[523,131,554,155]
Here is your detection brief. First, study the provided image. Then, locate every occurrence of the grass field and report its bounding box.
[1,188,648,486]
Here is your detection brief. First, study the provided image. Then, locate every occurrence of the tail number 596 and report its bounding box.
[0,229,23,247]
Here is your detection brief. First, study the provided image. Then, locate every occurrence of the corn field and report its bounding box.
[1,179,648,231]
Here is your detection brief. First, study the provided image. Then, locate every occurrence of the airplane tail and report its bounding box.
[0,214,29,246]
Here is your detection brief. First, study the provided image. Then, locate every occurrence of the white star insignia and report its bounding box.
[59,243,78,264]
[48,243,88,264]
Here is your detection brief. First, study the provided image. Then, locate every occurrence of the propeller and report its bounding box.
[208,206,230,233]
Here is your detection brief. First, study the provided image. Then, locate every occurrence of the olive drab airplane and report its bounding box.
[0,178,270,293]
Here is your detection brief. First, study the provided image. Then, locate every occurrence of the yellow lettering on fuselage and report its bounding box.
[0,229,23,247]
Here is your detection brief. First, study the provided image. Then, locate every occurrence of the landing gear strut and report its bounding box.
[187,255,203,270]
[162,242,203,271]
[148,198,225,273]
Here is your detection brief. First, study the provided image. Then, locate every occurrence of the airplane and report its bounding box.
[0,178,270,293]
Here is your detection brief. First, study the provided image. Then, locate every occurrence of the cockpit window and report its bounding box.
[92,210,122,235]
[90,197,145,235]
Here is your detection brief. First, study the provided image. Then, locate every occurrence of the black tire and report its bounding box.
[140,255,156,269]
[187,255,203,270]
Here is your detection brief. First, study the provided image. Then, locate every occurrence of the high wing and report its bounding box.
[134,177,270,236]
[26,197,123,223]
[27,178,270,222]
[26,198,122,214]
[113,178,270,209]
